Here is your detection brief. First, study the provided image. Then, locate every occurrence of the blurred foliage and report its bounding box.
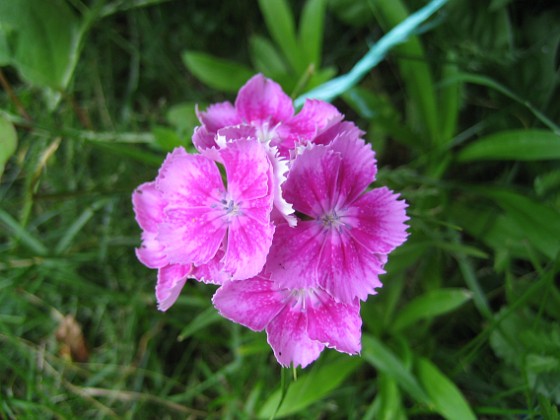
[1,0,560,418]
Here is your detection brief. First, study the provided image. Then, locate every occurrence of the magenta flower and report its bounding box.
[132,73,411,368]
[213,273,361,368]
[132,182,192,311]
[132,137,275,310]
[194,74,342,156]
[267,130,409,303]
[194,74,343,226]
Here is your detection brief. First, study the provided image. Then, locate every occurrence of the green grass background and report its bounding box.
[1,0,559,418]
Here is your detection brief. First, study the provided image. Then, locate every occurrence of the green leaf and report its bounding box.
[152,126,185,152]
[458,130,560,162]
[178,306,223,341]
[362,335,430,404]
[0,115,17,178]
[368,374,406,420]
[481,188,560,259]
[444,73,560,134]
[0,0,82,90]
[258,357,361,418]
[295,0,448,107]
[0,209,48,256]
[258,0,305,74]
[417,357,477,420]
[166,102,200,135]
[369,0,440,145]
[182,51,254,93]
[248,35,288,78]
[439,52,461,141]
[391,289,472,332]
[299,0,326,68]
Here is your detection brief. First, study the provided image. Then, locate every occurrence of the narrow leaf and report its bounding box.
[479,188,560,259]
[369,0,440,145]
[258,357,361,418]
[258,0,305,74]
[458,130,560,162]
[249,35,288,77]
[299,0,326,67]
[182,51,254,93]
[417,357,477,420]
[391,289,472,332]
[0,115,17,178]
[362,335,430,404]
[444,73,560,134]
[0,209,48,256]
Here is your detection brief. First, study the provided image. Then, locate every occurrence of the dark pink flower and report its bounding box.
[267,130,409,303]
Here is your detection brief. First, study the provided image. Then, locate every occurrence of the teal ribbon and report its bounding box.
[294,0,448,107]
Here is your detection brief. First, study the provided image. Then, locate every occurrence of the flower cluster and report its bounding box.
[132,74,409,368]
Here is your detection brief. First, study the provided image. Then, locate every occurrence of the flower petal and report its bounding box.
[319,228,387,303]
[132,181,165,232]
[306,291,362,354]
[136,230,167,268]
[197,101,240,132]
[329,132,377,205]
[156,264,191,311]
[346,187,409,254]
[193,126,218,152]
[277,99,343,151]
[156,147,224,206]
[235,74,293,125]
[191,249,231,285]
[283,145,342,218]
[266,306,324,368]
[221,138,272,202]
[224,206,275,279]
[212,275,284,331]
[313,121,364,146]
[156,148,227,265]
[158,207,226,266]
[267,221,325,290]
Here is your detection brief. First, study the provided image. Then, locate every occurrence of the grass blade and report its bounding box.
[457,130,560,162]
[182,51,254,93]
[417,357,477,420]
[0,209,48,256]
[391,288,472,332]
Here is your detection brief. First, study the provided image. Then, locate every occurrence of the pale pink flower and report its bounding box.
[267,130,409,303]
[212,273,361,368]
[132,138,275,310]
[132,182,191,311]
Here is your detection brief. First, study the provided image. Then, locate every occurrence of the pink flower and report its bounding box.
[194,74,343,226]
[267,130,409,303]
[194,74,343,156]
[212,273,361,368]
[132,137,275,310]
[132,182,191,311]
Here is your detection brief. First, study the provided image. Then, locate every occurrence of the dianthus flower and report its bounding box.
[132,74,409,368]
[133,137,275,310]
[194,74,343,225]
[267,130,409,303]
[213,272,361,368]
